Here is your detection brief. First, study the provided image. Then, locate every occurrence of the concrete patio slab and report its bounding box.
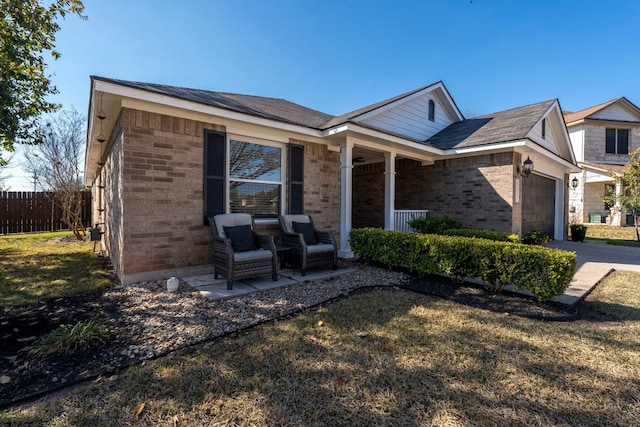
[181,266,357,300]
[245,275,297,291]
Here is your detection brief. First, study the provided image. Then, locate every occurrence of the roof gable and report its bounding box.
[564,97,640,125]
[321,81,464,140]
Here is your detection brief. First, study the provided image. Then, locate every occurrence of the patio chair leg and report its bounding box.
[272,273,278,281]
[301,268,306,276]
[227,281,233,290]
[333,263,337,271]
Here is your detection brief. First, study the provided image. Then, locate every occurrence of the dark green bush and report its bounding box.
[443,228,520,243]
[349,228,576,301]
[521,231,550,246]
[407,215,462,234]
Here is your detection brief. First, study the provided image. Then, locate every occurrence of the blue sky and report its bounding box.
[4,0,640,189]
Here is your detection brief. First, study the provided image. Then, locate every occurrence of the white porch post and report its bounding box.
[612,180,623,226]
[339,141,354,258]
[384,151,396,230]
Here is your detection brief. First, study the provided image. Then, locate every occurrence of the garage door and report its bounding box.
[522,173,555,238]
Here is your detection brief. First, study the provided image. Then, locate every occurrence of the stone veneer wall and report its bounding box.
[583,124,640,163]
[352,153,518,234]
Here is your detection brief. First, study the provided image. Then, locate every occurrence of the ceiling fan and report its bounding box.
[352,156,366,164]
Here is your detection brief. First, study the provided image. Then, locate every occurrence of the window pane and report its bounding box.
[230,140,281,181]
[229,182,280,217]
[618,129,629,154]
[605,128,616,154]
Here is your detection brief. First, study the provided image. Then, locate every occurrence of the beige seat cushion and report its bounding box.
[306,244,335,254]
[215,213,252,238]
[233,249,272,262]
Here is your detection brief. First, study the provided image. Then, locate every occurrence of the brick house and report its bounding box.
[564,98,640,226]
[85,77,578,284]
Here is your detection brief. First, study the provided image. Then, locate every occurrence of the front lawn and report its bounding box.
[0,231,111,308]
[3,271,639,426]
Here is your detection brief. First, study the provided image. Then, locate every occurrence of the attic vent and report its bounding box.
[428,99,435,122]
[542,118,546,139]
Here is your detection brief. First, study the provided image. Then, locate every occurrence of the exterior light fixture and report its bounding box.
[518,156,534,177]
[568,176,579,190]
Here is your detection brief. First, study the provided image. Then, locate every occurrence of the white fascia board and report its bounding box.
[325,123,444,157]
[444,140,527,156]
[433,84,465,122]
[524,140,581,173]
[93,80,325,140]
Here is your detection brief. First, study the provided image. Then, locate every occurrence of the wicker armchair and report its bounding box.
[279,214,337,276]
[209,214,278,290]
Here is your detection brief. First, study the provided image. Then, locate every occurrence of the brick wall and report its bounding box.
[291,139,341,240]
[353,162,385,228]
[95,110,343,282]
[115,108,222,278]
[352,153,518,234]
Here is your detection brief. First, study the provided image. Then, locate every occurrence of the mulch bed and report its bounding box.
[0,267,600,409]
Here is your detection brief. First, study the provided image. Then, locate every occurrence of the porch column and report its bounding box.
[612,180,623,226]
[384,151,396,230]
[339,141,354,258]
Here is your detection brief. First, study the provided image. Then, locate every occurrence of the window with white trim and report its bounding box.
[605,128,629,154]
[229,139,282,217]
[204,132,301,222]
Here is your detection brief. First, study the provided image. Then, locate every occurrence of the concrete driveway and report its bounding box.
[547,239,640,304]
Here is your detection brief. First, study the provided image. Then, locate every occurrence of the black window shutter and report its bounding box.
[204,130,226,223]
[288,144,304,214]
[605,128,616,154]
[618,129,629,154]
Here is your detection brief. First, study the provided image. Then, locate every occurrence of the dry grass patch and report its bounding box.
[0,231,110,307]
[3,283,640,426]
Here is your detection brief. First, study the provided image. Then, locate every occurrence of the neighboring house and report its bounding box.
[564,98,640,226]
[85,77,578,284]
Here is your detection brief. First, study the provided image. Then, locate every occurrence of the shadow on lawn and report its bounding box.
[5,289,639,426]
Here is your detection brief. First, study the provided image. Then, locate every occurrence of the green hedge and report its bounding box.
[349,228,576,301]
[406,215,462,234]
[442,228,520,243]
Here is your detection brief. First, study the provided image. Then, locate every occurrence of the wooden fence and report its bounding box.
[0,191,92,234]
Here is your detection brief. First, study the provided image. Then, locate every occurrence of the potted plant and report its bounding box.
[570,224,587,242]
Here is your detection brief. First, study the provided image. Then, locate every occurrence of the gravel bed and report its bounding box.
[0,265,408,406]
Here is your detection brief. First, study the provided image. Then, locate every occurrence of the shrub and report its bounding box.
[443,229,520,243]
[407,215,462,234]
[570,224,587,232]
[32,318,111,356]
[349,228,576,301]
[521,231,550,246]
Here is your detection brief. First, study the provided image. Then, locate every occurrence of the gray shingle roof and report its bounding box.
[92,76,334,129]
[426,99,556,149]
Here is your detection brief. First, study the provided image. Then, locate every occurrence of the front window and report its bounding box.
[229,140,282,217]
[605,128,629,154]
